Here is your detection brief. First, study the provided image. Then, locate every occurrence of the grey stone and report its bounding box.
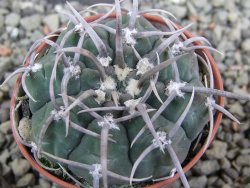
[29,30,43,42]
[10,158,31,177]
[242,167,250,176]
[20,14,42,31]
[186,1,197,16]
[214,11,228,25]
[227,12,239,23]
[0,57,12,76]
[0,149,10,164]
[0,132,5,148]
[219,158,231,169]
[236,154,250,166]
[1,163,11,176]
[38,178,51,188]
[0,8,9,15]
[228,103,244,117]
[193,160,220,175]
[10,27,19,39]
[241,39,250,52]
[16,173,36,187]
[207,176,218,186]
[172,6,187,19]
[0,15,4,28]
[0,121,11,134]
[212,0,225,7]
[222,184,232,188]
[42,14,59,32]
[207,140,228,159]
[223,168,239,180]
[241,0,250,8]
[5,13,20,27]
[237,139,250,148]
[189,176,207,188]
[229,27,241,42]
[214,25,223,41]
[190,0,208,9]
[221,173,233,184]
[18,117,32,142]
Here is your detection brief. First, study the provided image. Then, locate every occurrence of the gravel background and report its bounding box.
[0,0,249,187]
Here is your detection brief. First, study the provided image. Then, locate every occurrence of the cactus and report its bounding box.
[2,1,250,188]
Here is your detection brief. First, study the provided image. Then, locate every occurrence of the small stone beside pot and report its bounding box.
[2,1,250,188]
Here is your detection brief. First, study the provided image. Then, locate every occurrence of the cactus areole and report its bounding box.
[9,1,237,188]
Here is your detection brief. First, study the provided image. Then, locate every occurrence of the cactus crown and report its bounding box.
[2,1,250,188]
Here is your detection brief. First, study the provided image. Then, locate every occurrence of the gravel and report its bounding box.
[0,0,249,187]
[20,14,42,31]
[5,13,20,27]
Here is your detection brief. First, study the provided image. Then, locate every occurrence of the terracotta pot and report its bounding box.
[10,14,224,188]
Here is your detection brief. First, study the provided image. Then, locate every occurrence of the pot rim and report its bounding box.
[10,13,224,188]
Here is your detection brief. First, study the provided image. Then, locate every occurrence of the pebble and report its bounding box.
[212,0,225,7]
[5,13,20,27]
[221,173,233,184]
[228,103,244,117]
[206,140,228,159]
[0,57,12,76]
[222,184,232,188]
[193,160,220,175]
[0,149,10,164]
[0,132,5,148]
[241,0,250,8]
[0,8,9,15]
[16,173,36,187]
[242,167,250,176]
[241,38,250,52]
[219,158,231,169]
[18,117,31,142]
[190,0,207,9]
[0,15,4,29]
[172,6,187,19]
[189,176,207,188]
[236,154,250,166]
[20,14,42,31]
[0,121,11,134]
[38,178,51,188]
[223,168,239,180]
[42,14,60,32]
[10,158,31,177]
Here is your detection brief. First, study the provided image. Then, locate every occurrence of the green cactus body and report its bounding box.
[6,0,236,187]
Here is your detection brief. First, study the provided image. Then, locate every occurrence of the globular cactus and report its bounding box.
[2,1,250,188]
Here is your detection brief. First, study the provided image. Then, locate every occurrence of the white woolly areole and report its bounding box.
[124,97,142,114]
[127,11,141,17]
[100,76,117,91]
[171,41,185,56]
[122,28,137,45]
[74,23,84,33]
[51,106,65,121]
[152,131,172,148]
[98,114,119,130]
[31,142,38,153]
[125,79,142,98]
[114,65,132,81]
[166,80,186,97]
[205,97,215,109]
[94,89,106,104]
[30,64,42,72]
[89,164,102,178]
[97,56,112,67]
[136,58,153,75]
[65,65,81,79]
